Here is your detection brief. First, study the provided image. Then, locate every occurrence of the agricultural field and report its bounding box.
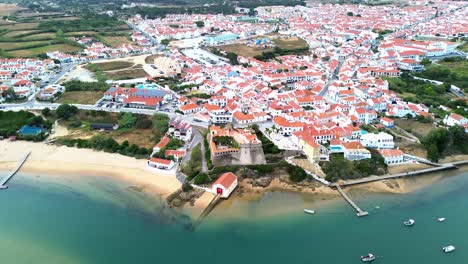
[0,22,39,30]
[0,6,132,58]
[0,40,49,51]
[0,4,26,17]
[98,35,133,48]
[57,91,104,105]
[8,44,83,57]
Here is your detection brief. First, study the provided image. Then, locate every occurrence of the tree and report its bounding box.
[347,12,354,16]
[41,107,51,117]
[226,52,239,65]
[420,58,432,66]
[1,88,17,102]
[160,39,171,46]
[118,112,137,129]
[194,21,204,28]
[56,104,78,119]
[449,125,468,153]
[426,144,439,162]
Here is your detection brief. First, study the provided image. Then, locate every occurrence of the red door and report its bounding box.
[216,188,223,195]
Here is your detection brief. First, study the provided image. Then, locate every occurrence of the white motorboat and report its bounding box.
[404,219,415,226]
[437,218,446,222]
[361,254,376,262]
[304,209,315,214]
[443,245,455,253]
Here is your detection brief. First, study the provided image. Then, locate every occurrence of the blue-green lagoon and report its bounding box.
[0,170,467,264]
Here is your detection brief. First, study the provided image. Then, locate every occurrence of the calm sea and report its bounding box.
[0,171,467,264]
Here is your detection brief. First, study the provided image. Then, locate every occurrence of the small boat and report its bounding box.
[443,245,455,253]
[375,206,380,209]
[404,219,416,226]
[361,254,376,262]
[438,218,446,222]
[304,209,315,214]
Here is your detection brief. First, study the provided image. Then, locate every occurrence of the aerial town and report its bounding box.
[0,0,467,262]
[0,0,467,219]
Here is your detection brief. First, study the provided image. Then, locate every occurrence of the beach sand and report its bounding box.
[0,141,181,197]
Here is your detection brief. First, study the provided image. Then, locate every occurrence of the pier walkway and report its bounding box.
[196,194,221,226]
[338,163,457,187]
[332,185,368,217]
[0,151,31,190]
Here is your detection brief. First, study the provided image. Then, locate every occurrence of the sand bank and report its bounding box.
[0,141,181,197]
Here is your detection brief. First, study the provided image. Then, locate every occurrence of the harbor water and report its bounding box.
[0,171,467,264]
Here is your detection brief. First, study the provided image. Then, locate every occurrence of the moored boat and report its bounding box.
[304,209,315,214]
[361,254,375,262]
[403,219,415,226]
[443,245,455,253]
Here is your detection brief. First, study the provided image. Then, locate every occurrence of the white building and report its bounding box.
[169,117,193,142]
[212,172,238,198]
[147,157,175,170]
[443,113,468,127]
[360,132,394,149]
[378,149,406,165]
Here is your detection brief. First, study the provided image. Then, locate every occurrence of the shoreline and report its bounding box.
[0,141,181,198]
[1,140,467,220]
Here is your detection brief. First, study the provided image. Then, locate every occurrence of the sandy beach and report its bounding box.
[0,141,181,197]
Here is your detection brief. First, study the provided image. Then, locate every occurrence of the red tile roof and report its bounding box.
[213,172,237,189]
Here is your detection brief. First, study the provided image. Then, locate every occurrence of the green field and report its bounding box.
[0,6,131,58]
[8,44,83,57]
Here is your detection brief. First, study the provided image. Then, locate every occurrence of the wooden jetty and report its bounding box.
[195,194,221,226]
[332,184,368,217]
[339,163,457,187]
[0,151,31,190]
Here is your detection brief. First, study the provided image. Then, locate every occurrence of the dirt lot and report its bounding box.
[57,91,103,105]
[219,36,309,58]
[273,37,309,50]
[219,43,274,57]
[105,68,147,80]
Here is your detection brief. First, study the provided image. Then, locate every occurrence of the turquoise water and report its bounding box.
[0,171,467,264]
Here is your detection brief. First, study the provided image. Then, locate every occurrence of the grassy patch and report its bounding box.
[417,58,468,91]
[457,42,468,52]
[393,118,436,138]
[91,61,134,71]
[57,91,103,105]
[98,35,132,48]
